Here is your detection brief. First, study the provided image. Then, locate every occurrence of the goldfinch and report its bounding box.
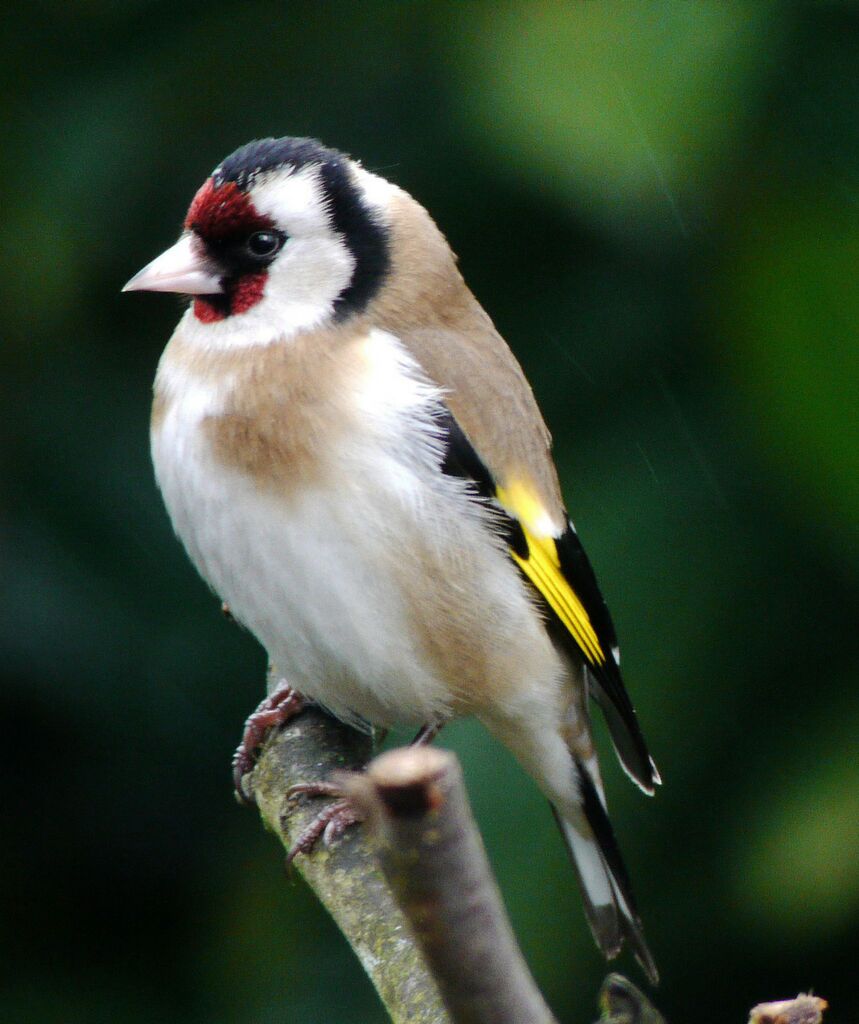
[124,137,660,983]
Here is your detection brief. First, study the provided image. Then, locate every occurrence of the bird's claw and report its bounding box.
[232,681,306,804]
[286,783,363,860]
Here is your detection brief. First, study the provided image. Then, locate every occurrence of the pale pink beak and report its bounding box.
[122,233,224,295]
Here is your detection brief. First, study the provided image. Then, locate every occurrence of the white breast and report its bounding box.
[152,328,560,729]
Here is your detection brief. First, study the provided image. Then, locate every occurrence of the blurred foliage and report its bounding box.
[1,2,857,1023]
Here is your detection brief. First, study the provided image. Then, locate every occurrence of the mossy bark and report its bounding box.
[248,705,450,1024]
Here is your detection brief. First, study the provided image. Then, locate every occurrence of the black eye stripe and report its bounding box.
[199,229,286,278]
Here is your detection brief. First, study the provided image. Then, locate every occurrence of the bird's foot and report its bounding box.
[232,680,306,804]
[285,783,363,861]
[282,720,443,859]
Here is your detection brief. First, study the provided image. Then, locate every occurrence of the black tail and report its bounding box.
[553,760,658,985]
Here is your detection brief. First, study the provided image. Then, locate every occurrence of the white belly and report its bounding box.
[156,460,454,725]
[151,329,561,728]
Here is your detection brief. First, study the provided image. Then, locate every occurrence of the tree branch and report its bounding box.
[345,745,559,1024]
[248,705,450,1024]
[248,705,827,1024]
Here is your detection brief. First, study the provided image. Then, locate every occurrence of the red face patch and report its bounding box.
[185,179,274,239]
[193,274,268,323]
[185,179,276,321]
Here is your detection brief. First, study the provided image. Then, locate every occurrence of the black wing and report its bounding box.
[438,406,659,793]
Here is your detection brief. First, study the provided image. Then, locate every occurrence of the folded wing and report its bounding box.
[438,407,659,794]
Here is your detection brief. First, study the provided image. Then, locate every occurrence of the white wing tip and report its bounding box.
[619,756,662,796]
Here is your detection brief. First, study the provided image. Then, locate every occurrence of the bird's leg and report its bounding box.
[232,679,306,804]
[285,720,446,859]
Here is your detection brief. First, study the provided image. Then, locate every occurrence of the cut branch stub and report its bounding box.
[345,745,559,1024]
[596,973,666,1024]
[748,995,828,1024]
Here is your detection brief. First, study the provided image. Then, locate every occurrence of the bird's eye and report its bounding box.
[246,230,284,259]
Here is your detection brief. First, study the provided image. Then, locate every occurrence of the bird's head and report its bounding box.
[124,137,392,346]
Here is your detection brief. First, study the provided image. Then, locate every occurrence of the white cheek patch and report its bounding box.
[266,234,354,312]
[251,165,332,236]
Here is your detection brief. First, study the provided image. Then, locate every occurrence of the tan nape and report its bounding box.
[364,190,566,530]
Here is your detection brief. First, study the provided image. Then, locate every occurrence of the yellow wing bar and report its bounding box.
[497,481,606,668]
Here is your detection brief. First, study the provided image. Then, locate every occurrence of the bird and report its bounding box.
[124,136,661,983]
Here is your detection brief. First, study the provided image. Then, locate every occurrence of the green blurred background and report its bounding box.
[3,2,858,1021]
